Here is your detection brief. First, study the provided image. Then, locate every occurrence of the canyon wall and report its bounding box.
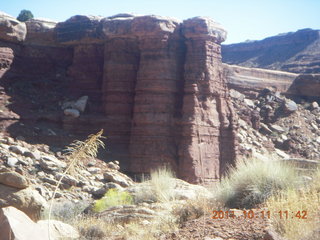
[222,28,320,74]
[0,12,237,183]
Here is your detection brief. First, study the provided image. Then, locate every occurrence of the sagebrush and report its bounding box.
[215,157,298,208]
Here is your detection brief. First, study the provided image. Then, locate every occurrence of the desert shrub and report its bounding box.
[172,196,215,225]
[149,165,175,202]
[215,158,298,208]
[93,188,133,212]
[17,9,34,22]
[79,224,106,240]
[42,200,90,222]
[77,217,108,240]
[133,165,175,203]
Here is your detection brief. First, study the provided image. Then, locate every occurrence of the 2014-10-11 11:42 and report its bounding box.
[212,210,307,220]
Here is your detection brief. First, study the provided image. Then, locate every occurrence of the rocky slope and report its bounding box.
[229,86,320,163]
[222,28,320,74]
[0,12,237,183]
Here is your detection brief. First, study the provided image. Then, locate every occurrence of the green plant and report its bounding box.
[215,157,298,208]
[17,9,34,22]
[93,189,133,212]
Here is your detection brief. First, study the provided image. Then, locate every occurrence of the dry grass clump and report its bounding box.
[76,214,178,240]
[172,196,215,225]
[266,168,320,240]
[133,165,176,203]
[215,157,299,208]
[149,165,175,202]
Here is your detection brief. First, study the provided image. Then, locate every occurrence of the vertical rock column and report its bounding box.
[101,17,140,167]
[179,17,237,183]
[129,16,182,173]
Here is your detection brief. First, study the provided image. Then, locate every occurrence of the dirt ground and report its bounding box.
[163,210,271,240]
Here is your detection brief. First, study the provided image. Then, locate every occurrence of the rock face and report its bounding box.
[287,74,320,98]
[224,64,298,96]
[222,28,320,74]
[0,13,237,183]
[224,64,320,99]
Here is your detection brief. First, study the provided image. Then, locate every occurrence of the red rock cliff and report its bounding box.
[0,13,237,183]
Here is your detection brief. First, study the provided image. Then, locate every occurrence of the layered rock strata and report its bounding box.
[0,13,237,183]
[224,64,298,96]
[224,64,320,99]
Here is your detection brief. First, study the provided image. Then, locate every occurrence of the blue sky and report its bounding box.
[1,0,319,44]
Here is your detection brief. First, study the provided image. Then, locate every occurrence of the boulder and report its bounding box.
[0,184,47,221]
[244,98,255,108]
[283,99,298,113]
[63,108,80,118]
[37,220,79,239]
[106,161,120,171]
[0,171,29,189]
[7,157,18,167]
[9,145,26,155]
[103,170,134,188]
[270,124,285,133]
[0,206,47,240]
[24,150,41,160]
[39,156,67,171]
[0,206,79,240]
[73,95,88,112]
[287,74,320,98]
[55,173,79,187]
[311,101,319,109]
[126,178,212,203]
[0,12,26,42]
[97,204,160,224]
[229,89,245,100]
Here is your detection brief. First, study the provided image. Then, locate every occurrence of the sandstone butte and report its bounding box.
[0,12,239,184]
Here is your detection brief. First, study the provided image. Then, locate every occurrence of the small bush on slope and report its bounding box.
[93,188,133,212]
[215,158,298,208]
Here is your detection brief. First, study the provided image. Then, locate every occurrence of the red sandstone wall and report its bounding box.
[0,13,238,183]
